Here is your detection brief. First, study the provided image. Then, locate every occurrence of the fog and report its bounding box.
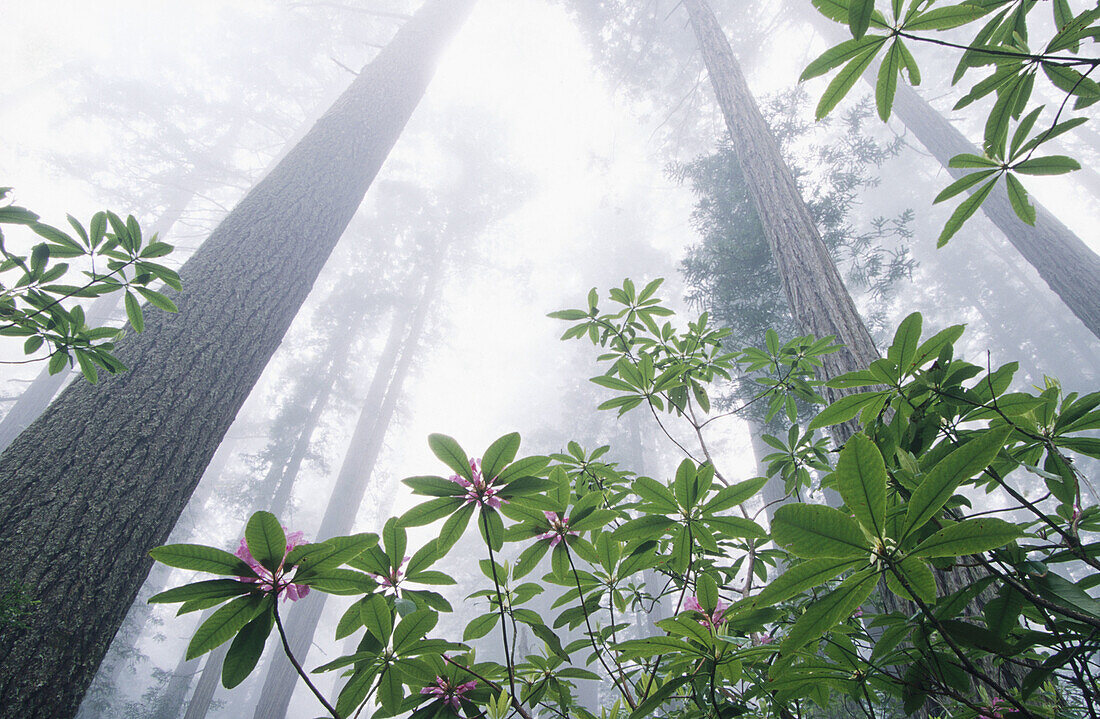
[2,1,1099,718]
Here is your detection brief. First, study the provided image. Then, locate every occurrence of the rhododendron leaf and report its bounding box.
[393,609,439,651]
[436,503,475,555]
[403,475,464,497]
[360,593,393,642]
[911,518,1023,557]
[904,426,1012,536]
[496,455,551,484]
[148,579,254,605]
[382,518,407,567]
[753,558,865,608]
[702,476,767,514]
[221,597,274,689]
[400,497,465,528]
[150,544,257,578]
[428,433,473,481]
[186,594,266,660]
[885,556,937,603]
[697,574,720,613]
[779,568,877,655]
[835,434,887,538]
[481,432,520,481]
[772,504,869,558]
[286,533,377,573]
[245,511,286,573]
[464,612,499,640]
[479,507,505,552]
[302,568,377,595]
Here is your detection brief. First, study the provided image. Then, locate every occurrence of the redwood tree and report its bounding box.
[0,1,476,715]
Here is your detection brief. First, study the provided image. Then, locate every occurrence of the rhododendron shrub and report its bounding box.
[153,280,1100,718]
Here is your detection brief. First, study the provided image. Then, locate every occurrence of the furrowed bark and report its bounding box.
[0,2,475,715]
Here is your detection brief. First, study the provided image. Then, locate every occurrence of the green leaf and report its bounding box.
[134,286,178,313]
[875,41,901,120]
[912,518,1023,557]
[772,504,870,558]
[888,311,922,373]
[481,432,520,481]
[938,175,1000,247]
[702,476,767,514]
[904,426,1013,536]
[221,597,274,688]
[245,511,286,573]
[809,392,884,429]
[464,612,499,640]
[1004,172,1036,225]
[697,573,720,613]
[904,4,988,30]
[149,544,256,577]
[393,610,438,651]
[1013,155,1081,175]
[884,556,936,603]
[780,568,877,654]
[816,41,886,120]
[148,579,254,605]
[835,434,887,538]
[754,557,865,607]
[848,0,874,38]
[74,349,98,384]
[437,502,474,555]
[428,433,472,481]
[360,593,393,641]
[123,291,144,333]
[186,594,265,660]
[400,497,464,528]
[801,36,887,81]
[933,168,999,204]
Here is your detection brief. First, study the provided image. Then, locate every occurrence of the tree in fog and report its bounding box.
[0,2,476,716]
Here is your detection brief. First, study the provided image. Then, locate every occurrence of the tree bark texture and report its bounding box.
[251,266,435,719]
[0,2,475,716]
[681,0,881,424]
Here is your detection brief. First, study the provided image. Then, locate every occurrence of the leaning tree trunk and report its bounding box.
[682,3,1024,713]
[0,2,476,716]
[251,264,436,719]
[681,0,879,441]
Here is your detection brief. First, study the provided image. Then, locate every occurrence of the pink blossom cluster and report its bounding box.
[449,458,506,509]
[371,555,410,595]
[235,529,310,602]
[978,697,1018,719]
[537,511,579,547]
[420,676,477,710]
[684,595,728,630]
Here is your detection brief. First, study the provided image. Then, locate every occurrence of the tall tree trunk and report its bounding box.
[681,0,879,442]
[683,3,1023,713]
[251,262,437,719]
[0,2,476,716]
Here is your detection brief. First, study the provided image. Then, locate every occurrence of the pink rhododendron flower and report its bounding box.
[684,595,728,630]
[236,528,310,602]
[979,697,1018,719]
[370,555,410,595]
[536,511,579,547]
[449,458,506,509]
[420,676,477,710]
[754,632,774,646]
[852,608,864,618]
